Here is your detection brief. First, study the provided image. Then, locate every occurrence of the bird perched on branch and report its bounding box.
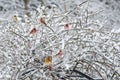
[13,15,17,21]
[39,17,47,26]
[56,50,63,57]
[64,24,69,30]
[30,28,37,34]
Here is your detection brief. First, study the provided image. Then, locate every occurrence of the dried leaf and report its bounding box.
[44,56,51,65]
[48,65,52,71]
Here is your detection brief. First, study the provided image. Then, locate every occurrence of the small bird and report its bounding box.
[30,28,37,34]
[64,24,69,30]
[44,56,52,65]
[13,15,17,21]
[40,17,47,26]
[56,50,62,57]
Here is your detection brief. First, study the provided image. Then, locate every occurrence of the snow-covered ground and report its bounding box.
[0,0,120,80]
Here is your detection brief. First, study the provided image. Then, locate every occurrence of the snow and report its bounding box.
[0,0,120,80]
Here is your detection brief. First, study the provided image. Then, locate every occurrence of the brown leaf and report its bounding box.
[44,56,51,65]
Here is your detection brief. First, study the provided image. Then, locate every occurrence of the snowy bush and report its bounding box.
[0,0,120,80]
